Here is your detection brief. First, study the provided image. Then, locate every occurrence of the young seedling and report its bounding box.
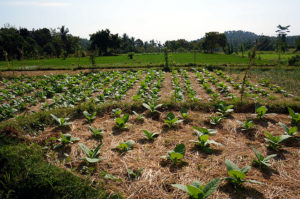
[51,114,72,127]
[237,119,254,131]
[89,125,103,139]
[142,130,159,141]
[180,107,190,120]
[112,108,122,117]
[83,110,96,123]
[114,140,135,152]
[54,133,80,149]
[172,178,220,199]
[264,131,290,150]
[133,111,144,121]
[193,126,218,136]
[252,146,277,168]
[79,143,102,163]
[225,159,263,188]
[279,122,298,136]
[162,144,186,164]
[256,106,268,119]
[127,168,144,180]
[115,113,130,129]
[190,134,222,153]
[208,114,223,125]
[143,102,163,113]
[288,107,300,125]
[164,112,183,128]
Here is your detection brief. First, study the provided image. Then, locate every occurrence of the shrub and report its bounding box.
[288,55,300,66]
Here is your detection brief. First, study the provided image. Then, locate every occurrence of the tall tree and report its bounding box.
[90,29,120,55]
[275,25,290,61]
[202,32,228,53]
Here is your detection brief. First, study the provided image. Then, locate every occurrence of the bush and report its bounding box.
[288,55,300,66]
[128,52,134,59]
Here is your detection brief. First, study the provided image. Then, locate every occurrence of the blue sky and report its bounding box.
[0,0,299,42]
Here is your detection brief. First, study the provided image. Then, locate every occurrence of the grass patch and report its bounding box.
[0,137,121,199]
[0,52,277,70]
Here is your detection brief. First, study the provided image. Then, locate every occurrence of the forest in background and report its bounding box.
[0,24,299,61]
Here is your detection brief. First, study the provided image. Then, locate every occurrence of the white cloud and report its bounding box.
[8,1,71,7]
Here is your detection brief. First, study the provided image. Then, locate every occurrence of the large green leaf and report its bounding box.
[171,184,189,193]
[142,103,151,111]
[79,143,90,156]
[166,112,175,120]
[288,107,295,117]
[252,146,264,161]
[203,178,220,198]
[115,118,124,126]
[200,135,209,142]
[228,170,245,180]
[170,152,183,160]
[247,179,264,185]
[279,122,289,133]
[174,144,186,155]
[123,113,129,123]
[186,185,202,198]
[125,140,135,148]
[279,134,291,142]
[264,154,277,161]
[240,166,251,174]
[225,159,239,171]
[85,157,100,163]
[92,143,102,158]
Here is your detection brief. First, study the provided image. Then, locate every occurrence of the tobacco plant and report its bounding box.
[83,110,96,123]
[115,113,130,129]
[142,130,159,141]
[51,114,72,127]
[288,107,300,125]
[256,106,267,119]
[79,143,102,163]
[237,119,254,131]
[208,114,223,125]
[172,178,220,199]
[89,125,103,139]
[54,133,80,149]
[264,131,290,150]
[114,140,135,152]
[193,126,218,136]
[143,102,163,113]
[225,159,262,188]
[190,134,222,153]
[133,111,144,121]
[162,144,186,164]
[252,146,276,168]
[279,122,298,136]
[217,101,234,116]
[164,112,183,128]
[180,107,190,120]
[112,108,122,117]
[127,168,144,180]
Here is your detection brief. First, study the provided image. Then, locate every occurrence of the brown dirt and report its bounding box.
[188,72,212,102]
[123,73,146,103]
[160,72,172,102]
[30,111,300,199]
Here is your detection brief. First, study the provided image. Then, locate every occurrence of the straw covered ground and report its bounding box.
[28,110,300,199]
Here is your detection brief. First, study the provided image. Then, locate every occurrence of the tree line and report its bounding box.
[0,25,299,61]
